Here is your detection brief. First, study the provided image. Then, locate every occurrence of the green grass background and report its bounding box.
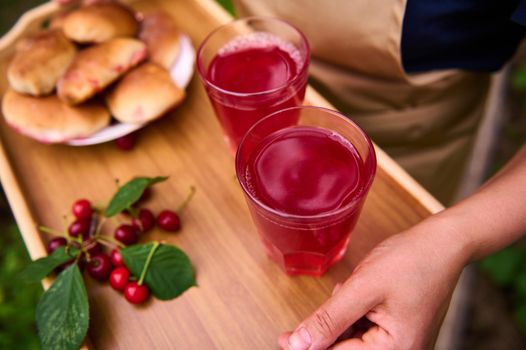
[0,3,47,350]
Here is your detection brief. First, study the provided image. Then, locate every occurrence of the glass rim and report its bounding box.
[235,106,377,221]
[196,16,311,97]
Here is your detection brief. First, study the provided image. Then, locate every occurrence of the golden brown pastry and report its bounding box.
[106,63,185,124]
[139,12,181,69]
[2,89,110,143]
[62,2,138,43]
[57,38,147,105]
[7,29,76,96]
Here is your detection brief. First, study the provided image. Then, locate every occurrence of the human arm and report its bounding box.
[280,144,526,350]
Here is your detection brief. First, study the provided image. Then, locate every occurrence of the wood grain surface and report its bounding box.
[0,0,443,348]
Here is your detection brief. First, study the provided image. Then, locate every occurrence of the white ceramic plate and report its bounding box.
[66,34,195,146]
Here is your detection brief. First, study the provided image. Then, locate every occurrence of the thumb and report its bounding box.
[286,279,379,350]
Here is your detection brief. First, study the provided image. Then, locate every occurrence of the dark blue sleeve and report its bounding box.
[402,0,526,73]
[512,0,526,25]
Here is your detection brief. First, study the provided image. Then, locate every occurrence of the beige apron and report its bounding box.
[234,0,491,204]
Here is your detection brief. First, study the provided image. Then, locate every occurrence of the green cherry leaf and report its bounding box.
[121,243,196,300]
[36,264,89,350]
[104,176,168,217]
[20,247,79,282]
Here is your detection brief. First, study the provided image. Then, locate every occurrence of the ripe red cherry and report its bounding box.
[115,133,135,151]
[68,217,91,238]
[114,224,139,245]
[109,267,130,291]
[156,210,180,232]
[47,237,67,253]
[72,199,93,219]
[86,254,113,281]
[124,281,150,304]
[110,249,124,267]
[134,208,155,232]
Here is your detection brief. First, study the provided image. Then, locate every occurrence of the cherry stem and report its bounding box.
[134,217,144,232]
[61,215,69,233]
[82,239,98,259]
[74,250,83,264]
[96,238,115,250]
[39,225,68,239]
[91,217,125,248]
[176,186,196,213]
[97,235,125,249]
[110,216,122,226]
[138,241,160,286]
[126,206,138,218]
[93,216,106,237]
[92,204,105,214]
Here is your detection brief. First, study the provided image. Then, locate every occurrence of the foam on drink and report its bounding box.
[217,32,303,70]
[205,31,308,151]
[244,126,364,216]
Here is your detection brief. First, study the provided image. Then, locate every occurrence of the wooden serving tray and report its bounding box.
[0,0,443,348]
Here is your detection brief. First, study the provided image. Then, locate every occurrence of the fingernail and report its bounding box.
[288,327,311,350]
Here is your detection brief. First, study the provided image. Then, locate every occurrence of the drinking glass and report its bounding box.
[236,106,376,276]
[196,17,310,154]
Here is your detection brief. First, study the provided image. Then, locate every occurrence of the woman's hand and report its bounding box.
[280,144,526,350]
[280,218,470,350]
